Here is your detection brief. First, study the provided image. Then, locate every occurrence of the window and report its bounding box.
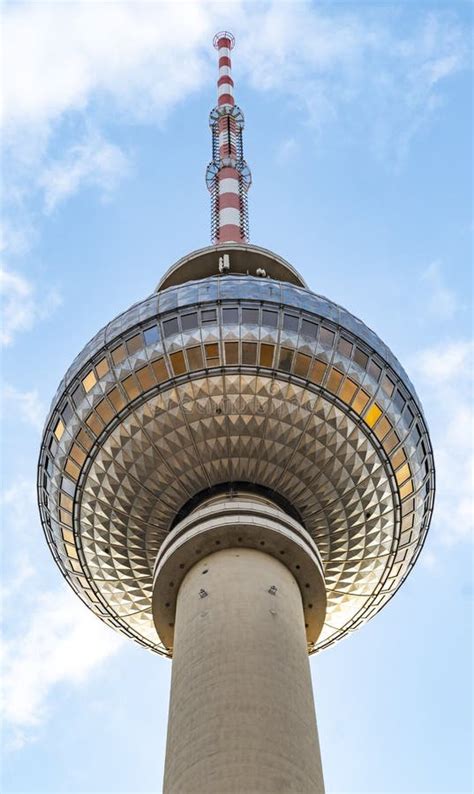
[144,325,159,345]
[354,348,369,370]
[136,365,155,391]
[96,357,109,378]
[242,308,259,325]
[352,389,370,414]
[391,447,406,470]
[61,476,76,497]
[394,390,406,412]
[338,338,352,358]
[278,348,294,372]
[61,403,73,423]
[374,415,392,441]
[127,333,143,355]
[309,359,327,384]
[340,378,357,404]
[107,387,125,412]
[111,344,126,365]
[54,418,65,441]
[326,368,343,394]
[381,374,395,398]
[301,319,318,339]
[368,360,381,381]
[76,428,93,451]
[262,309,278,327]
[260,344,274,367]
[283,314,299,332]
[82,370,97,393]
[242,343,257,365]
[319,327,335,347]
[222,307,238,324]
[72,383,85,406]
[205,343,220,366]
[86,411,104,435]
[170,351,186,375]
[293,353,311,378]
[225,342,239,365]
[187,346,204,370]
[163,317,179,337]
[364,403,382,428]
[122,375,140,400]
[69,443,86,466]
[181,313,198,331]
[151,358,168,382]
[383,430,399,455]
[201,309,217,324]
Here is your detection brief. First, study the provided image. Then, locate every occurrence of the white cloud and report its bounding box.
[39,128,130,213]
[410,339,473,546]
[0,475,125,749]
[0,266,61,346]
[1,384,46,431]
[1,3,467,162]
[416,339,473,383]
[1,588,124,747]
[421,261,459,320]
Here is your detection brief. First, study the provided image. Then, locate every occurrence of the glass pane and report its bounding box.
[144,325,159,345]
[320,327,335,347]
[301,319,318,339]
[170,351,186,375]
[96,357,109,378]
[278,348,294,372]
[127,334,142,355]
[151,358,169,382]
[107,387,125,412]
[326,368,343,394]
[181,313,198,331]
[122,375,140,399]
[293,353,311,378]
[262,309,278,327]
[260,344,274,367]
[242,342,257,364]
[201,309,217,323]
[225,342,239,364]
[283,314,299,332]
[242,308,259,325]
[187,346,204,370]
[354,348,369,370]
[338,338,352,358]
[111,344,126,365]
[82,371,97,393]
[136,365,156,391]
[163,318,179,337]
[310,359,327,384]
[222,307,238,324]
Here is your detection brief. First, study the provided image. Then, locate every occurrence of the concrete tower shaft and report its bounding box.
[153,495,326,793]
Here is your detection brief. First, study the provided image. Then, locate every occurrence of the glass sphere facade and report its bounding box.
[38,247,435,655]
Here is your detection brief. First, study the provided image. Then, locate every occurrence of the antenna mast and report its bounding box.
[206,32,251,244]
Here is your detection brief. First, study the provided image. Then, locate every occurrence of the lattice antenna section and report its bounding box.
[206,32,252,244]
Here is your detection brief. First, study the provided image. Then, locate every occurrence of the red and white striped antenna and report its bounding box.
[206,31,251,244]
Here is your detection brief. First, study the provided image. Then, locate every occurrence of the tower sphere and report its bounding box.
[37,242,435,656]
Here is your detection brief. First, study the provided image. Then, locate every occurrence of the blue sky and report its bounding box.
[1,2,472,792]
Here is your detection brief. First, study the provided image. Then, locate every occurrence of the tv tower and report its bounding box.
[38,32,435,793]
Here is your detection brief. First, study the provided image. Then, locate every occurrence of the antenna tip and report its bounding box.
[213,31,235,50]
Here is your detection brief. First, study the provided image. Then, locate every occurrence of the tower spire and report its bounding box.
[206,31,251,245]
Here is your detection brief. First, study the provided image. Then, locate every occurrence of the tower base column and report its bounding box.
[152,495,327,794]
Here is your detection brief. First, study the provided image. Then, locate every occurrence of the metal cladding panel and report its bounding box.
[38,271,435,656]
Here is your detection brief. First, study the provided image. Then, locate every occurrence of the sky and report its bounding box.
[0,1,472,792]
